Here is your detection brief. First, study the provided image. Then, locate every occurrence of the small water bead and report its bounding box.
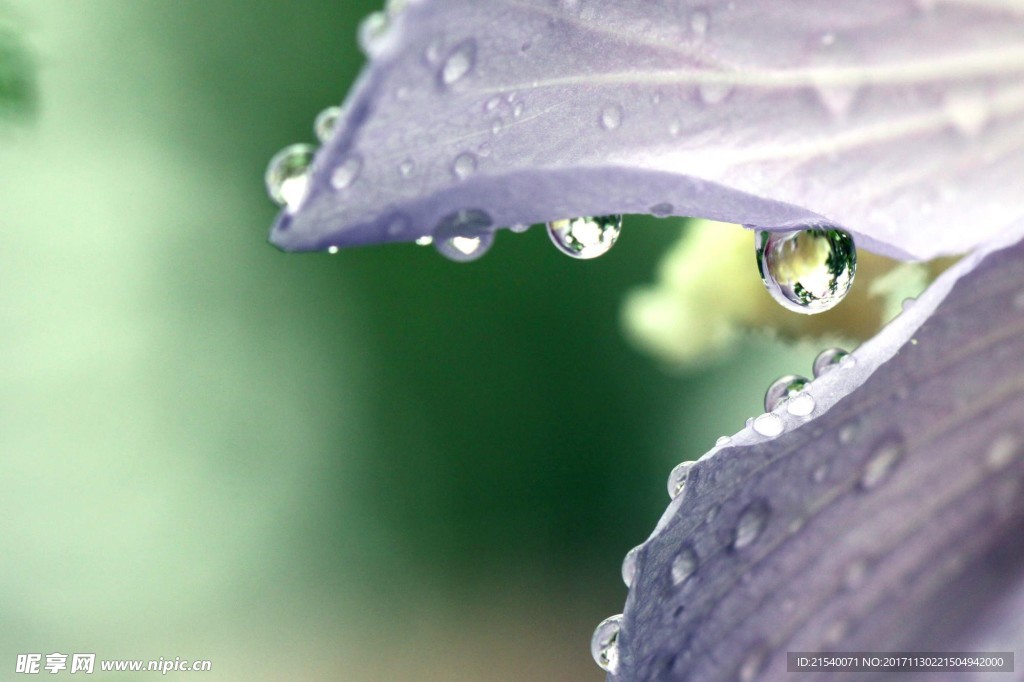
[399,159,415,178]
[787,393,816,417]
[861,437,905,489]
[265,143,315,210]
[591,614,623,673]
[434,209,494,262]
[715,435,731,447]
[600,104,623,130]
[314,106,342,143]
[357,11,389,56]
[512,101,525,118]
[698,82,732,104]
[435,234,493,262]
[453,152,477,179]
[752,413,784,437]
[621,546,640,587]
[439,39,477,87]
[484,95,502,112]
[987,433,1020,470]
[764,374,810,412]
[756,227,856,314]
[671,547,698,586]
[331,156,363,190]
[547,215,622,260]
[650,202,674,217]
[327,246,339,255]
[733,501,770,549]
[508,223,531,234]
[667,461,694,499]
[414,235,433,246]
[813,347,850,377]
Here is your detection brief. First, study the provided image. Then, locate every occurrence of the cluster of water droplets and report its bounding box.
[755,227,857,314]
[265,103,346,219]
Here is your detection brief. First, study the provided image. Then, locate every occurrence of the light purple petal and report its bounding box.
[613,220,1024,680]
[270,0,1024,260]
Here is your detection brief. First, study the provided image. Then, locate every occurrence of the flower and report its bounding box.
[269,1,1024,679]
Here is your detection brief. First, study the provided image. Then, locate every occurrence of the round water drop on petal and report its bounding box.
[986,433,1019,470]
[715,435,731,447]
[314,106,342,143]
[439,40,477,87]
[331,155,363,190]
[452,152,477,179]
[733,500,770,549]
[786,392,815,417]
[861,436,905,489]
[357,11,389,56]
[764,374,809,412]
[667,461,694,499]
[752,413,784,437]
[414,235,433,246]
[547,215,622,260]
[590,614,623,673]
[813,347,850,377]
[600,104,622,130]
[755,227,857,314]
[265,143,315,210]
[621,545,640,587]
[670,546,698,586]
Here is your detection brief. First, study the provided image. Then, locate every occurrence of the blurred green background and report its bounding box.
[0,1,819,679]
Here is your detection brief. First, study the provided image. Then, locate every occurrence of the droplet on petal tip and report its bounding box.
[265,143,315,210]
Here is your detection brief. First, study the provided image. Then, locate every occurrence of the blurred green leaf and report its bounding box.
[0,21,35,119]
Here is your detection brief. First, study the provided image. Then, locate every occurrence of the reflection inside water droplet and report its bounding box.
[265,143,315,210]
[314,106,342,143]
[667,461,694,499]
[590,614,623,673]
[755,227,857,314]
[547,215,622,259]
[434,209,494,262]
[764,374,809,412]
[813,347,850,377]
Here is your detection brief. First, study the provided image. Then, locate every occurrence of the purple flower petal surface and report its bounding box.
[270,0,1024,260]
[613,220,1024,680]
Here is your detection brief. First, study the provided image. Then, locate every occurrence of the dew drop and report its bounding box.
[690,9,710,39]
[484,95,502,112]
[357,11,389,56]
[415,235,433,246]
[815,84,858,118]
[314,106,342,143]
[755,227,857,314]
[861,436,905,489]
[764,374,810,412]
[716,435,731,447]
[265,143,315,210]
[490,119,504,135]
[327,246,339,255]
[434,209,494,263]
[621,546,640,587]
[698,82,732,104]
[670,547,698,586]
[733,500,770,549]
[839,422,859,445]
[738,647,767,682]
[424,37,444,65]
[668,120,681,136]
[600,105,623,130]
[330,155,363,190]
[435,234,493,262]
[813,347,850,377]
[650,202,674,217]
[944,88,990,136]
[508,223,531,234]
[667,461,694,499]
[512,101,525,118]
[752,413,784,438]
[986,433,1019,470]
[590,614,623,673]
[787,393,816,417]
[399,159,415,178]
[453,152,478,179]
[547,215,622,260]
[439,39,477,87]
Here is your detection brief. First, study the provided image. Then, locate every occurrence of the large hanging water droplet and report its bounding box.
[667,461,694,499]
[435,234,493,262]
[314,106,342,143]
[755,227,856,314]
[439,39,477,87]
[670,546,698,586]
[733,501,770,549]
[813,347,850,377]
[547,215,622,260]
[433,209,494,263]
[764,374,809,412]
[591,614,623,673]
[265,143,315,210]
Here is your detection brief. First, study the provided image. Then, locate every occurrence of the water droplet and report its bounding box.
[787,393,815,417]
[843,558,869,590]
[314,106,342,143]
[987,433,1019,470]
[764,374,810,412]
[433,209,494,262]
[415,235,433,246]
[331,155,363,190]
[698,82,732,104]
[902,297,916,311]
[840,354,857,370]
[815,84,858,118]
[738,646,767,681]
[490,119,504,135]
[861,436,905,489]
[689,10,710,39]
[944,88,990,136]
[812,347,850,377]
[600,105,622,130]
[621,546,640,587]
[453,152,478,179]
[839,422,859,445]
[509,223,531,234]
[477,142,491,157]
[399,159,415,178]
[265,143,315,210]
[512,101,524,118]
[668,120,681,136]
[424,37,444,65]
[733,500,770,549]
[755,227,857,314]
[590,614,623,673]
[650,202,674,217]
[327,246,339,255]
[670,547,698,585]
[716,435,731,447]
[667,461,694,499]
[752,413,784,438]
[820,32,836,46]
[357,11,389,56]
[439,39,477,87]
[484,95,502,112]
[547,215,622,260]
